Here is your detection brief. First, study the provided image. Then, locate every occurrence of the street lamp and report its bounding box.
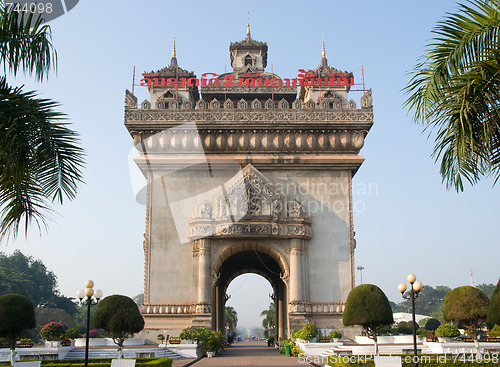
[398,274,423,367]
[77,280,103,367]
[357,266,365,284]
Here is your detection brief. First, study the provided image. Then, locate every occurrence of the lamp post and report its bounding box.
[76,280,103,367]
[398,274,423,367]
[357,266,365,284]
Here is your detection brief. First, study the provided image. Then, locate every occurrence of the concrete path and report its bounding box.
[190,340,309,366]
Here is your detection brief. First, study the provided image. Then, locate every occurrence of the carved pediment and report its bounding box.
[188,164,312,240]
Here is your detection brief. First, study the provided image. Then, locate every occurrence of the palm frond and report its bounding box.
[404,0,500,191]
[0,4,56,80]
[0,77,84,241]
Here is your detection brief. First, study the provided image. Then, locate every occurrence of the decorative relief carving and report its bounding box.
[188,165,312,240]
[141,99,150,110]
[361,89,373,108]
[125,90,137,109]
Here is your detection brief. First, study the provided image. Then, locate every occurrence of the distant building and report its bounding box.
[393,312,430,324]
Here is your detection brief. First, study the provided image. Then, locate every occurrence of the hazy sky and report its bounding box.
[2,0,499,330]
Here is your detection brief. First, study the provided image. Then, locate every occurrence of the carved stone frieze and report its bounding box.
[141,302,211,315]
[287,301,345,314]
[130,128,369,154]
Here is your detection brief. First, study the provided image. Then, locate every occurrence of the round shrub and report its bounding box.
[435,324,460,338]
[301,323,318,340]
[329,330,342,339]
[424,318,441,331]
[40,322,65,341]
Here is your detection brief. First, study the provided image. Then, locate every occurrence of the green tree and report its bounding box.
[132,293,144,307]
[477,283,497,299]
[0,250,75,310]
[393,284,450,321]
[343,284,393,355]
[487,279,500,325]
[224,306,238,334]
[0,294,36,365]
[444,286,489,350]
[91,295,144,359]
[404,0,500,191]
[0,4,84,241]
[260,302,275,337]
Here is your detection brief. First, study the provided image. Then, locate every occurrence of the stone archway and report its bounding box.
[213,249,287,340]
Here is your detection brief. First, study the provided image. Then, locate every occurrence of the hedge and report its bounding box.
[1,359,172,367]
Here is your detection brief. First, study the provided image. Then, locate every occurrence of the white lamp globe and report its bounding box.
[85,288,94,298]
[407,274,416,284]
[76,289,85,299]
[94,289,103,300]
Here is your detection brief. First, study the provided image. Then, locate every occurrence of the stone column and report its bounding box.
[277,284,285,341]
[289,238,304,302]
[197,239,211,306]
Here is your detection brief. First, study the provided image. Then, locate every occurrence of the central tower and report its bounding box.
[124,29,373,341]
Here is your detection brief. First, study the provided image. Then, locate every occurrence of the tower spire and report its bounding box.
[320,34,328,68]
[170,34,177,68]
[172,34,176,58]
[246,16,251,40]
[322,34,325,58]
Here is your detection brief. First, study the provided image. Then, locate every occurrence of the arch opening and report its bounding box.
[212,249,288,342]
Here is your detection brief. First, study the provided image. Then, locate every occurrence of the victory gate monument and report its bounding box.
[124,26,373,341]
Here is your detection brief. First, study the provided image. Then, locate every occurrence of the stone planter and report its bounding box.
[45,341,61,348]
[17,343,34,348]
[438,337,454,343]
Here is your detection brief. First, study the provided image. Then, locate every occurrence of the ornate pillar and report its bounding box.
[289,238,304,302]
[193,239,211,315]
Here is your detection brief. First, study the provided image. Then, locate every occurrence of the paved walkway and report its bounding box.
[190,340,309,366]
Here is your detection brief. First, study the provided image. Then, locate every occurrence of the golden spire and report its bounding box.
[172,34,176,58]
[246,19,251,38]
[322,34,325,58]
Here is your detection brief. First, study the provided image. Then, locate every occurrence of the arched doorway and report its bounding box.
[212,249,288,341]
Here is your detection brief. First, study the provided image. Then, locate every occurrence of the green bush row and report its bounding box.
[0,358,172,367]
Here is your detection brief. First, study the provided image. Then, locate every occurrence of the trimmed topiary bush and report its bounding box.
[488,279,500,326]
[444,286,489,341]
[0,294,36,365]
[435,324,460,338]
[91,295,144,358]
[343,284,393,355]
[425,318,441,331]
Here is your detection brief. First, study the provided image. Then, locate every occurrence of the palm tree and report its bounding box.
[260,302,275,337]
[404,0,500,191]
[0,6,84,241]
[224,306,238,333]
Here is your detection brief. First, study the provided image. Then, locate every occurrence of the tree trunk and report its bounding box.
[118,344,123,359]
[373,332,379,355]
[10,347,16,366]
[474,339,479,354]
